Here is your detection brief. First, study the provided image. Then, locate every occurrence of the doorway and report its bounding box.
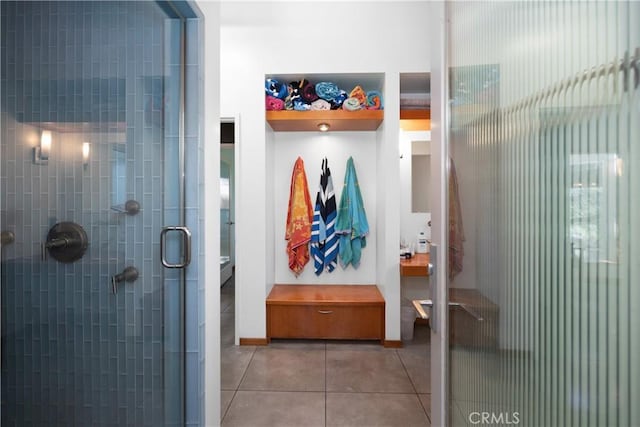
[220,120,236,285]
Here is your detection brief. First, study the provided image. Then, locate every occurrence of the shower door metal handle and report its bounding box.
[160,226,192,268]
[429,244,438,333]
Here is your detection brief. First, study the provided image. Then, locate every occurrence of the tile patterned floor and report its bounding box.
[220,277,432,426]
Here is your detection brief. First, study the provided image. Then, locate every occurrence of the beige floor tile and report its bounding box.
[267,339,326,350]
[221,312,235,348]
[402,324,431,352]
[327,350,414,393]
[397,347,430,393]
[221,346,255,390]
[419,393,432,422]
[239,347,325,391]
[222,391,325,427]
[221,294,234,313]
[221,390,235,421]
[221,277,235,313]
[326,392,430,427]
[325,340,388,352]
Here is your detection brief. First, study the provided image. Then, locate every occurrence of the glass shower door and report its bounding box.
[0,2,195,425]
[445,1,639,425]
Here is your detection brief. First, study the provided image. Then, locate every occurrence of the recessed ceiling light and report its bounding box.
[317,123,330,132]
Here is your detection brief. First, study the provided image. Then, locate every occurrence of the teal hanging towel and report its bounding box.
[335,156,369,269]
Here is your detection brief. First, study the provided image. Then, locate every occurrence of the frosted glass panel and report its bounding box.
[447,1,639,425]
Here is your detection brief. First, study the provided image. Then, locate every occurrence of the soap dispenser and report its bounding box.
[416,231,428,253]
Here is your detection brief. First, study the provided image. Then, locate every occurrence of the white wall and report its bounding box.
[220,1,432,341]
[273,132,378,284]
[265,123,276,296]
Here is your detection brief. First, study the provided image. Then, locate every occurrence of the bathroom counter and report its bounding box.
[400,253,430,277]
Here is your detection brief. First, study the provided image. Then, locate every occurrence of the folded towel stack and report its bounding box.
[342,97,361,111]
[311,99,331,110]
[349,86,367,106]
[366,91,383,110]
[294,98,311,111]
[301,80,319,103]
[265,78,288,99]
[266,95,285,111]
[265,78,383,112]
[315,82,341,101]
[330,90,348,110]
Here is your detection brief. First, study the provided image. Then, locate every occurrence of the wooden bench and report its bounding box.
[266,284,385,344]
[412,288,499,348]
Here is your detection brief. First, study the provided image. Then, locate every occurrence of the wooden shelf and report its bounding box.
[400,109,431,131]
[266,110,384,132]
[400,253,430,277]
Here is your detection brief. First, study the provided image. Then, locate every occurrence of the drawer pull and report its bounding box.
[318,310,333,314]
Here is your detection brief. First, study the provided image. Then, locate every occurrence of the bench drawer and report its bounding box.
[267,304,384,340]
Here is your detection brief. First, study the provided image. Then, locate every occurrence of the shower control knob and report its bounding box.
[111,266,139,294]
[124,200,141,216]
[42,222,89,263]
[1,230,15,246]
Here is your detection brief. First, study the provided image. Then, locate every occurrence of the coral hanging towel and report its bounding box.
[335,157,369,269]
[285,157,313,276]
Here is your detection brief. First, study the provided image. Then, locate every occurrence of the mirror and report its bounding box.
[411,140,431,213]
[399,72,431,215]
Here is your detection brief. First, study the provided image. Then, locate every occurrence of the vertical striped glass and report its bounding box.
[447,1,639,425]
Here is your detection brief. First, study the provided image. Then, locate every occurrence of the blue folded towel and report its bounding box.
[293,98,311,111]
[330,90,348,110]
[315,82,341,101]
[265,78,288,99]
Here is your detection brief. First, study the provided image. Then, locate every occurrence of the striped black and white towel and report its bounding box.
[311,158,339,275]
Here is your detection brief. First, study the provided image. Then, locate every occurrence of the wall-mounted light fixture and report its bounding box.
[82,142,90,170]
[317,122,330,132]
[33,130,52,165]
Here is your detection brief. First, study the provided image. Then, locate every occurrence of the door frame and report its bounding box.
[199,2,222,425]
[430,2,450,426]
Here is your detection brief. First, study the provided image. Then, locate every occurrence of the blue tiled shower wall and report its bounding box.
[1,2,203,426]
